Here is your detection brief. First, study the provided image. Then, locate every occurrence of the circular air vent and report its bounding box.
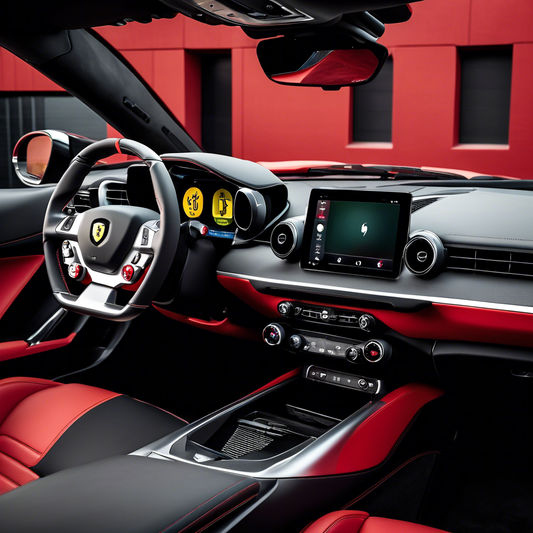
[404,230,445,278]
[270,218,304,261]
[234,188,267,234]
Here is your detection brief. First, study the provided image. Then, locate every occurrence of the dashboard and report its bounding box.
[73,159,533,356]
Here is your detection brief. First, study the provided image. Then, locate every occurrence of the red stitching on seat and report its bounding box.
[0,435,42,456]
[176,483,259,533]
[324,516,366,533]
[341,451,441,510]
[0,470,20,487]
[194,494,257,533]
[158,480,243,533]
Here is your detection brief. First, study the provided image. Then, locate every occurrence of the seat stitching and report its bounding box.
[176,484,259,533]
[0,470,21,487]
[158,480,250,533]
[342,450,441,509]
[0,435,42,458]
[323,515,367,533]
[193,494,258,533]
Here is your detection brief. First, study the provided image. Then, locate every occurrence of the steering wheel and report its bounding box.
[43,138,180,322]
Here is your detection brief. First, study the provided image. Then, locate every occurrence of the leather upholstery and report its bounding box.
[0,455,267,533]
[303,511,449,533]
[0,377,186,495]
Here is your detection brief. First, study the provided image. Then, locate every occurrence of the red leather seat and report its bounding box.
[303,511,449,533]
[0,377,186,495]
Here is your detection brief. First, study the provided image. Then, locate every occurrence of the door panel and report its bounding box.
[0,187,80,366]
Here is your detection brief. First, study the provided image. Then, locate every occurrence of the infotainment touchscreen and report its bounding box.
[301,189,412,279]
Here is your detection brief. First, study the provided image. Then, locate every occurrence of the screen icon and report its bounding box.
[377,260,384,268]
[361,222,368,237]
[212,188,233,226]
[183,187,204,219]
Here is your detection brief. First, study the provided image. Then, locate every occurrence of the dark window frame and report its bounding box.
[199,51,232,156]
[457,46,513,145]
[351,55,393,144]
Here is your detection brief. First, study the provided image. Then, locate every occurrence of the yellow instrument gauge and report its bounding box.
[212,188,233,226]
[183,187,204,218]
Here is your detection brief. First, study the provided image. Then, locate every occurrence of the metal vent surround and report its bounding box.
[98,180,129,206]
[73,191,91,212]
[411,197,442,213]
[447,246,533,278]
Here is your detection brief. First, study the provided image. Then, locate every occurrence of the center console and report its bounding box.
[0,369,445,533]
[134,367,443,478]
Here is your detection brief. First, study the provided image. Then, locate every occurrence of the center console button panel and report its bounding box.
[262,322,392,364]
[277,301,379,332]
[306,365,380,393]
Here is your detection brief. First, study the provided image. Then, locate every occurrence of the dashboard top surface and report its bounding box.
[80,165,533,313]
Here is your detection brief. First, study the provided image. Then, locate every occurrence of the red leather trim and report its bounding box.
[0,377,61,426]
[0,472,19,495]
[361,517,449,533]
[0,255,44,321]
[153,304,260,342]
[0,377,60,495]
[0,451,39,486]
[115,139,122,154]
[0,436,41,466]
[0,383,120,467]
[336,384,444,473]
[217,275,533,348]
[302,511,369,533]
[244,367,302,398]
[0,333,77,363]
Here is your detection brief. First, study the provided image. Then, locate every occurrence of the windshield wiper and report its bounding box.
[307,164,469,180]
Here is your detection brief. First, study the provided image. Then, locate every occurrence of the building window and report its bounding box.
[352,56,393,143]
[459,47,512,145]
[200,53,232,156]
[0,93,106,188]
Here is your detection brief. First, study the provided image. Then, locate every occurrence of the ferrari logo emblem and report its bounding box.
[90,220,108,246]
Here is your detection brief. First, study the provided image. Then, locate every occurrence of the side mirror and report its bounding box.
[257,34,389,89]
[12,130,94,187]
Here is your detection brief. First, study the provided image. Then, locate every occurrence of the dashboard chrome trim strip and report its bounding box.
[216,271,533,315]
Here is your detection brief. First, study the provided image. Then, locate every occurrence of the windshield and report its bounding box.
[1,1,530,186]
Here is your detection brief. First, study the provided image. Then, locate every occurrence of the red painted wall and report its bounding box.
[1,1,533,179]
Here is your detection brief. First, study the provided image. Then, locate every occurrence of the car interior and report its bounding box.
[1,1,533,532]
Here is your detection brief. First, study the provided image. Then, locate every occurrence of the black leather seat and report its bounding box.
[0,376,186,494]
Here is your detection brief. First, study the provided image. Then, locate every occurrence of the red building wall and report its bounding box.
[1,0,533,178]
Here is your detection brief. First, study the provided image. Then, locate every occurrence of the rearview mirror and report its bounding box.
[257,34,389,89]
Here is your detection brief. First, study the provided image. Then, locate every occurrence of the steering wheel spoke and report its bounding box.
[43,138,180,321]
